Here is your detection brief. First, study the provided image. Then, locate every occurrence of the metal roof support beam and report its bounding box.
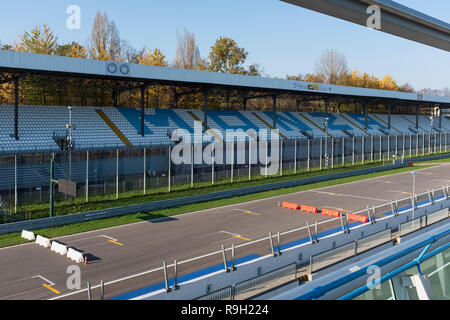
[416,106,419,129]
[203,90,209,132]
[14,77,19,141]
[363,101,368,131]
[281,0,450,52]
[387,104,392,130]
[272,95,278,129]
[112,87,118,108]
[140,85,146,137]
[4,73,31,141]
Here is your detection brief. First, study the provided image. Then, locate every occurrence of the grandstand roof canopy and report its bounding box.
[281,0,450,52]
[1,50,450,107]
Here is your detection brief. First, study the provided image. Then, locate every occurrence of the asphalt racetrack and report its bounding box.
[0,162,449,300]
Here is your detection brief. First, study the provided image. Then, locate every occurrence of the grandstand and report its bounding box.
[0,49,450,207]
[0,105,449,154]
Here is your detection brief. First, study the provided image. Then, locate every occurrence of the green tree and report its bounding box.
[207,37,248,74]
[138,48,168,67]
[55,42,88,58]
[14,24,57,54]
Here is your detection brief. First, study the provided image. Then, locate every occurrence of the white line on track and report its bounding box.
[387,190,412,196]
[311,190,387,202]
[0,276,37,287]
[0,287,45,300]
[32,275,55,286]
[99,235,118,242]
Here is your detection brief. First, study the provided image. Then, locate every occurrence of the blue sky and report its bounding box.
[0,0,448,91]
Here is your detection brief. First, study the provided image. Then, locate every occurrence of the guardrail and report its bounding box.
[310,229,392,274]
[310,207,449,275]
[399,208,449,237]
[338,234,450,300]
[195,263,297,301]
[0,162,407,235]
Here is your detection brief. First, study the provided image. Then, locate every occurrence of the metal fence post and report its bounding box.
[331,137,334,168]
[314,221,319,243]
[306,222,314,244]
[248,140,252,180]
[362,135,365,165]
[277,232,282,255]
[409,134,412,158]
[168,146,172,192]
[352,137,355,166]
[100,280,104,300]
[390,200,395,217]
[265,141,268,178]
[87,281,92,300]
[416,133,419,156]
[268,232,276,256]
[372,205,376,224]
[307,139,311,172]
[116,149,119,199]
[346,214,350,233]
[230,141,234,183]
[340,214,346,233]
[379,135,382,162]
[222,245,229,273]
[173,259,180,290]
[395,134,398,159]
[320,137,323,171]
[85,150,89,203]
[143,147,146,195]
[191,144,194,188]
[423,133,425,155]
[371,135,373,163]
[428,189,435,205]
[14,154,17,213]
[280,140,283,176]
[231,244,237,271]
[163,261,171,292]
[387,135,390,160]
[294,140,297,173]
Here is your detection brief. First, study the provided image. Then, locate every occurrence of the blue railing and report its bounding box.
[338,241,450,300]
[293,227,450,300]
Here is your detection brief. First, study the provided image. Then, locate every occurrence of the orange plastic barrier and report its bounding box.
[347,213,368,223]
[282,202,300,210]
[300,204,319,214]
[321,208,341,217]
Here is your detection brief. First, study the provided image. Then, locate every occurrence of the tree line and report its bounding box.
[0,11,447,114]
